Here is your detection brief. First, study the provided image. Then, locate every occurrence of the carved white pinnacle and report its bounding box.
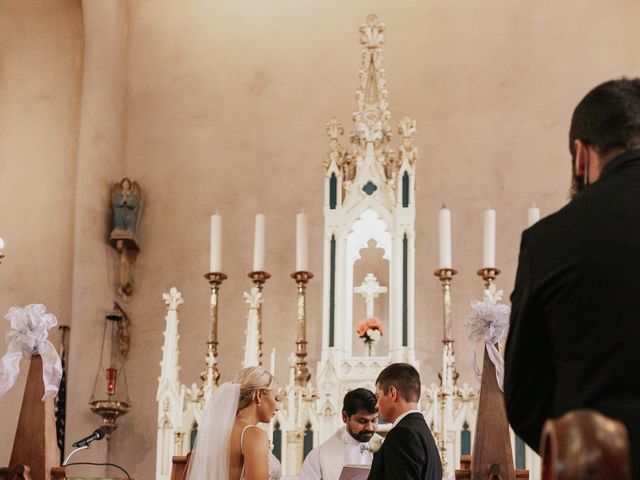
[359,15,385,49]
[163,287,184,310]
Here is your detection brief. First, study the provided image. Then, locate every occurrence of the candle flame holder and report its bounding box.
[477,267,501,288]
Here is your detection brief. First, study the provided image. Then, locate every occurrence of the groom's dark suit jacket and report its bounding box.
[505,149,640,479]
[368,412,442,480]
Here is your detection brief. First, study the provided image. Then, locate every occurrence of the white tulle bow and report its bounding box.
[465,284,510,391]
[0,304,63,400]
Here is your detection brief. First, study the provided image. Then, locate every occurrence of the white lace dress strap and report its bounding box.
[240,424,257,454]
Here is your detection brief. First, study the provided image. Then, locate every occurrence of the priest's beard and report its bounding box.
[569,172,585,199]
[348,427,374,443]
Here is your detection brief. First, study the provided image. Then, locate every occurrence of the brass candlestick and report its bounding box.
[291,271,313,387]
[201,272,227,390]
[248,271,271,365]
[477,267,501,288]
[433,267,461,475]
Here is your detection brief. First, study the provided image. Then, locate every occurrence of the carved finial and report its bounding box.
[325,119,347,170]
[243,286,264,309]
[325,118,344,140]
[359,15,385,49]
[398,116,418,167]
[163,287,184,310]
[398,116,417,138]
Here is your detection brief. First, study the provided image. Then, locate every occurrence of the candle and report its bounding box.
[483,209,496,268]
[0,238,4,250]
[527,205,540,227]
[296,213,308,272]
[438,207,452,269]
[270,348,276,375]
[209,215,222,272]
[253,214,266,271]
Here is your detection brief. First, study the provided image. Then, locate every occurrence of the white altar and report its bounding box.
[155,14,541,480]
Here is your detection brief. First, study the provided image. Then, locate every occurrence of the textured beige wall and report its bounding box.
[2,0,640,478]
[0,0,83,466]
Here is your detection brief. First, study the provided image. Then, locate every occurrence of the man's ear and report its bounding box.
[389,385,398,401]
[342,410,349,423]
[574,139,589,176]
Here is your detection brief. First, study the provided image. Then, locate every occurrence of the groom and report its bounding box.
[368,363,442,480]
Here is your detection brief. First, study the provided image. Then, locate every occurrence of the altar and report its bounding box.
[154,14,541,480]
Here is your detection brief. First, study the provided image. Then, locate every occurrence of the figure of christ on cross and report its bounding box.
[354,273,387,318]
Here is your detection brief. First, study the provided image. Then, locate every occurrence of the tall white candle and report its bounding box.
[483,209,496,268]
[270,347,276,375]
[209,215,222,272]
[438,207,452,269]
[296,213,308,271]
[253,214,266,271]
[527,205,541,227]
[0,238,4,250]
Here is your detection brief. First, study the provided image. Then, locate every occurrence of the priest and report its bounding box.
[299,388,381,480]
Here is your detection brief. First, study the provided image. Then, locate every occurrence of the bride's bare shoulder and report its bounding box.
[239,425,269,450]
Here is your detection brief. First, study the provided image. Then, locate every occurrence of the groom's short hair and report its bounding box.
[376,363,421,403]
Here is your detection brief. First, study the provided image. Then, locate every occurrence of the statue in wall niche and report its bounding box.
[109,177,142,250]
[109,177,143,300]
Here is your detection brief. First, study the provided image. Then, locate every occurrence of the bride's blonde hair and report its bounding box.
[234,366,277,411]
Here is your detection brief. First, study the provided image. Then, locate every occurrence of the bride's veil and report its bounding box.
[186,382,240,479]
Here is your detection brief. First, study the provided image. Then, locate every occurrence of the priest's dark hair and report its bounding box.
[375,362,421,403]
[343,387,378,416]
[570,78,640,161]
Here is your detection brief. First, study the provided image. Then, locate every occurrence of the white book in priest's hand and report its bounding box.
[338,464,371,480]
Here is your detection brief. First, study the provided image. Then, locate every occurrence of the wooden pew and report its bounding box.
[0,355,66,480]
[540,410,630,480]
[455,347,528,479]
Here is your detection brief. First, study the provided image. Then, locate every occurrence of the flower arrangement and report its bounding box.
[356,317,384,356]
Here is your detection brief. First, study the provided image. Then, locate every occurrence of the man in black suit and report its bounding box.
[368,363,441,480]
[505,78,640,479]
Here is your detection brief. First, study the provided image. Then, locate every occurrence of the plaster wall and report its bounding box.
[0,0,83,466]
[119,1,640,476]
[2,1,640,478]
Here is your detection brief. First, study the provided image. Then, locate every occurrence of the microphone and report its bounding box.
[72,428,106,448]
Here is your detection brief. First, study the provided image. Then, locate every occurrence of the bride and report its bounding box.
[187,366,282,480]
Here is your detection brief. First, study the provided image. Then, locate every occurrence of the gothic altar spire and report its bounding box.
[324,14,417,213]
[318,16,419,426]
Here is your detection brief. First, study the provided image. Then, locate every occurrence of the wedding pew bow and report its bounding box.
[465,284,510,391]
[0,304,63,399]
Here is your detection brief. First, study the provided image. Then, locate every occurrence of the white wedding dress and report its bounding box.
[187,383,282,480]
